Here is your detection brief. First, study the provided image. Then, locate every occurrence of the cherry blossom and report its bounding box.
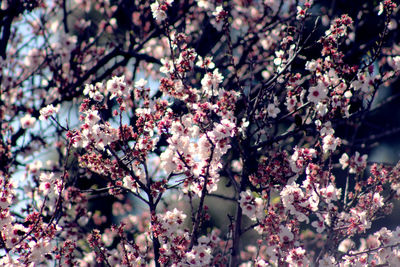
[151,0,174,22]
[39,104,60,121]
[2,0,400,266]
[307,82,328,104]
[20,114,37,129]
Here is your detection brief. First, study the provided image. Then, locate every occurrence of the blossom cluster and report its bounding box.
[2,0,400,266]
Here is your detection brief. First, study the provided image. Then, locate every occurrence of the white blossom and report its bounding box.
[39,104,60,121]
[307,82,328,104]
[267,103,280,118]
[20,113,37,129]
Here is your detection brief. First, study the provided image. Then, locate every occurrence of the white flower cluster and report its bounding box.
[200,69,224,97]
[38,172,61,197]
[50,32,77,63]
[184,244,212,266]
[160,58,174,74]
[158,208,187,236]
[160,116,200,174]
[286,247,309,267]
[27,238,53,264]
[388,56,400,72]
[161,115,235,196]
[151,0,174,22]
[106,75,131,99]
[280,182,312,223]
[74,75,137,150]
[350,72,376,95]
[339,151,368,173]
[72,109,119,151]
[315,120,341,154]
[39,104,60,121]
[336,226,400,266]
[83,82,104,102]
[196,56,215,69]
[289,146,317,173]
[239,190,265,221]
[322,134,340,153]
[266,96,281,118]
